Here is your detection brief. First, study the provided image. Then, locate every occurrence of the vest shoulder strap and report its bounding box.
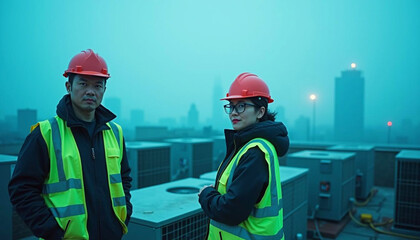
[226,138,274,190]
[107,121,123,149]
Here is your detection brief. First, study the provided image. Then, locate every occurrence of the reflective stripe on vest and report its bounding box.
[210,220,284,240]
[208,138,284,240]
[38,116,127,239]
[227,139,282,218]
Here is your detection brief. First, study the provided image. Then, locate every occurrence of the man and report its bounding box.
[9,49,132,239]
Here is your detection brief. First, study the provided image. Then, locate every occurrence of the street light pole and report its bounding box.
[310,94,317,142]
[387,121,392,144]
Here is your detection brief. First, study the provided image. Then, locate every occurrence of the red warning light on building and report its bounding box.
[387,121,392,127]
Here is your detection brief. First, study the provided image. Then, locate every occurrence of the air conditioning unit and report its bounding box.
[393,150,420,236]
[281,166,309,240]
[164,138,213,180]
[126,141,171,189]
[200,166,309,240]
[211,136,226,171]
[327,145,374,199]
[287,150,355,221]
[124,178,213,240]
[1,154,34,239]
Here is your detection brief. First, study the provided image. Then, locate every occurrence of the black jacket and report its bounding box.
[199,121,289,226]
[8,95,132,240]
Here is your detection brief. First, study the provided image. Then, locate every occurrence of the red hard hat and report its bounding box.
[63,49,110,78]
[221,73,274,103]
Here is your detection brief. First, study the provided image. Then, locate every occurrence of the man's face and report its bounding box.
[66,74,106,114]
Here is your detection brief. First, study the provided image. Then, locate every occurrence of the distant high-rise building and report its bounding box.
[130,109,144,126]
[105,97,121,119]
[5,115,17,132]
[188,103,199,129]
[397,118,414,144]
[17,109,37,137]
[293,115,310,141]
[334,63,364,142]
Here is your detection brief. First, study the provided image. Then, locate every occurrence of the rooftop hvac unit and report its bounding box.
[1,154,33,239]
[287,150,355,221]
[211,136,226,171]
[393,150,420,236]
[327,145,374,200]
[281,167,309,240]
[126,141,171,189]
[124,178,213,240]
[200,166,309,240]
[164,138,213,180]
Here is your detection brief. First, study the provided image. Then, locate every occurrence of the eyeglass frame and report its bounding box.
[223,102,258,114]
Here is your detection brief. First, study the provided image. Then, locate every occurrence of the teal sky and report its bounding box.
[1,0,419,129]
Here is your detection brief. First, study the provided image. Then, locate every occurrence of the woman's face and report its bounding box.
[226,99,265,131]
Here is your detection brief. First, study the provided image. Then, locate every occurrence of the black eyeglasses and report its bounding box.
[224,103,257,114]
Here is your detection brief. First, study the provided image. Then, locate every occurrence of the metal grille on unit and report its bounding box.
[161,212,208,240]
[393,150,420,236]
[211,136,226,171]
[327,145,374,200]
[126,141,171,189]
[125,178,213,240]
[165,138,213,180]
[287,150,355,221]
[1,154,33,239]
[192,142,213,178]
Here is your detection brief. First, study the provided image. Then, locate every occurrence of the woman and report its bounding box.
[198,72,289,240]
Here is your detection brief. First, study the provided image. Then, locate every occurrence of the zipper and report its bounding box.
[90,136,100,236]
[91,147,96,160]
[219,231,223,240]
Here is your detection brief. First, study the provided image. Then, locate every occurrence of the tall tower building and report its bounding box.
[334,63,364,142]
[188,103,199,129]
[17,109,37,137]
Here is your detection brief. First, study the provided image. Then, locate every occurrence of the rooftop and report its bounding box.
[308,186,419,240]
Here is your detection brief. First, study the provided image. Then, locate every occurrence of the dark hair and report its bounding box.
[67,73,107,87]
[68,73,75,86]
[250,97,277,122]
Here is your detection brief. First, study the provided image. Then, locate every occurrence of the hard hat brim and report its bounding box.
[64,70,110,79]
[220,95,274,103]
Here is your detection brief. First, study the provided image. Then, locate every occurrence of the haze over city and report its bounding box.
[2,2,420,240]
[1,0,419,143]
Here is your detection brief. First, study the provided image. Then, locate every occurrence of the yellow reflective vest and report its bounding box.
[33,116,128,239]
[208,138,284,240]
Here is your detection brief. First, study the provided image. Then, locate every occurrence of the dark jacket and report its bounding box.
[199,121,289,226]
[8,95,132,240]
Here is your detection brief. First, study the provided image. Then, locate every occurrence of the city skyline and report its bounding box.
[3,90,420,145]
[0,1,419,137]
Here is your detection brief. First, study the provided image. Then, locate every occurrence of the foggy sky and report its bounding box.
[1,0,419,129]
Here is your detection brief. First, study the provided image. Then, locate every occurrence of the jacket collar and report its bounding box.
[56,94,116,130]
[224,120,289,157]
